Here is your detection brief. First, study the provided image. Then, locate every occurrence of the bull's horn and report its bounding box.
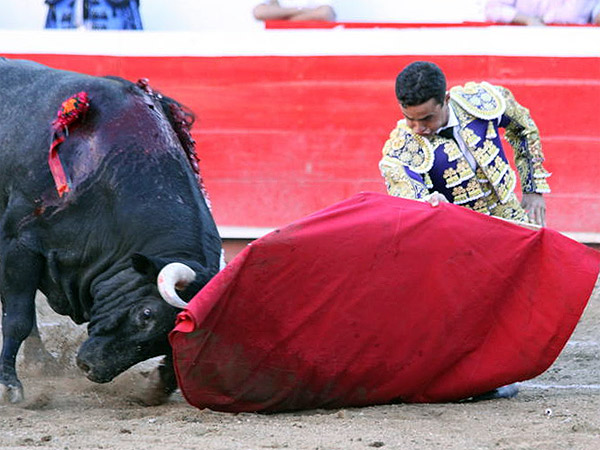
[157,262,196,309]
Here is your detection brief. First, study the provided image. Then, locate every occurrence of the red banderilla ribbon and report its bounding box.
[48,92,90,197]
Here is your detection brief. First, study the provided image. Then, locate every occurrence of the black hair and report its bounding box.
[395,61,447,107]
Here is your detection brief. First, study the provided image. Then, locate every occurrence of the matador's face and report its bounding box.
[401,94,450,138]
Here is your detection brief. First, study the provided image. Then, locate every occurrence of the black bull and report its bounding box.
[0,58,222,404]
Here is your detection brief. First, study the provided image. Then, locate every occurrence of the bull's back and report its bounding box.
[0,58,103,149]
[0,59,125,198]
[0,58,89,123]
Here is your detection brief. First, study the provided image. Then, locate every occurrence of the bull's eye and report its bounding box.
[135,306,155,328]
[138,307,154,326]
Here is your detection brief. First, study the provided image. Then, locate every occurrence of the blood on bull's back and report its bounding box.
[0,57,222,405]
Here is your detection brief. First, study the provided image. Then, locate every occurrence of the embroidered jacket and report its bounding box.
[379,82,551,220]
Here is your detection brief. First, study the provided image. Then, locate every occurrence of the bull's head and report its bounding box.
[75,255,203,383]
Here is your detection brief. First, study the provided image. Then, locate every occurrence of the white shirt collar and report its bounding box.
[437,103,459,134]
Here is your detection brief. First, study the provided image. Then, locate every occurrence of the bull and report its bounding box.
[0,58,221,404]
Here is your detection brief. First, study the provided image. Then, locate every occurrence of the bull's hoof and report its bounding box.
[0,383,25,404]
[139,389,171,407]
[22,336,63,377]
[135,366,176,406]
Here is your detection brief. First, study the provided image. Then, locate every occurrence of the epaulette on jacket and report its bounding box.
[449,82,506,120]
[382,121,435,174]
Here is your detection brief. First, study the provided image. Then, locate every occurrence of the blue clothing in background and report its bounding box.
[45,0,143,30]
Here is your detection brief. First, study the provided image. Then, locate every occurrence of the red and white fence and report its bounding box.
[2,26,599,242]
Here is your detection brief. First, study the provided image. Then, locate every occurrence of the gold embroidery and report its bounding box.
[465,179,484,200]
[533,164,551,178]
[390,135,405,150]
[486,121,497,139]
[496,85,550,194]
[411,153,425,168]
[463,83,477,95]
[493,155,507,169]
[490,193,529,222]
[390,179,416,198]
[452,186,468,205]
[496,181,508,202]
[455,159,473,181]
[487,163,502,186]
[399,150,412,165]
[406,140,420,153]
[471,199,490,214]
[443,167,460,188]
[423,173,433,189]
[533,177,551,194]
[475,167,488,182]
[493,156,509,184]
[443,141,462,162]
[459,127,481,148]
[379,156,429,200]
[382,122,435,174]
[473,140,500,167]
[450,82,506,119]
[495,170,517,204]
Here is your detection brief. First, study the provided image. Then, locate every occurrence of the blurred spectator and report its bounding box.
[485,0,600,25]
[45,0,143,29]
[253,0,336,22]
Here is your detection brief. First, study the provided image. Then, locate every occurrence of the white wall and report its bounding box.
[141,0,261,31]
[0,0,47,29]
[332,0,485,23]
[0,0,485,31]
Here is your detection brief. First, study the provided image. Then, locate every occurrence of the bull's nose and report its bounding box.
[75,357,112,383]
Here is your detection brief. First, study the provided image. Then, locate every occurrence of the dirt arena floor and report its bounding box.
[1,273,599,450]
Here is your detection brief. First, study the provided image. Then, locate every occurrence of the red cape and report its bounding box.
[170,193,600,412]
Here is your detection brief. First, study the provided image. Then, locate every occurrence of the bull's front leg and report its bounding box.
[141,352,178,406]
[21,316,63,376]
[0,241,43,404]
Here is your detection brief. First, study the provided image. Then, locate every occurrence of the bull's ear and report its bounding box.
[131,253,164,279]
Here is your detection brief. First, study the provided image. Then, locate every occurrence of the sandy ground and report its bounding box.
[1,278,599,450]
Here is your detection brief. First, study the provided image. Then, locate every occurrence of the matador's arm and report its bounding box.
[379,124,432,200]
[496,85,551,195]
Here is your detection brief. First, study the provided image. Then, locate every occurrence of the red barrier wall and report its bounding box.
[4,53,599,234]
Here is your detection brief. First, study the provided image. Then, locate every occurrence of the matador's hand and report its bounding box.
[424,192,449,207]
[521,193,546,226]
